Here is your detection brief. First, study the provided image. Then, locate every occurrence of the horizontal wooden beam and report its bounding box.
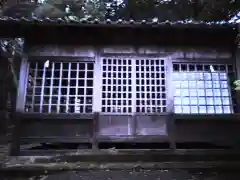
[24,148,240,155]
[20,137,92,144]
[174,114,240,121]
[19,113,95,120]
[19,113,240,121]
[97,135,169,142]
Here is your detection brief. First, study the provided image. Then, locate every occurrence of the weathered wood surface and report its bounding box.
[0,56,18,164]
[19,23,236,48]
[26,46,233,61]
[235,47,240,113]
[17,114,240,147]
[16,148,240,156]
[26,46,95,57]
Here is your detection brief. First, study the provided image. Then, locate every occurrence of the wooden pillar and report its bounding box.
[9,112,21,156]
[234,26,240,149]
[0,56,10,135]
[15,56,28,112]
[9,55,27,156]
[0,93,8,135]
[235,24,240,113]
[167,113,176,150]
[92,112,99,150]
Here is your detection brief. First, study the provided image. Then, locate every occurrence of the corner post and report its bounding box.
[15,55,28,112]
[10,55,28,155]
[235,24,240,113]
[9,112,21,156]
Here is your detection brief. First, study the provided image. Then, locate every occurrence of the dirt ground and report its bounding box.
[1,169,240,180]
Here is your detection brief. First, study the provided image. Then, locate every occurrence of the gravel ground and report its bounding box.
[1,169,239,180]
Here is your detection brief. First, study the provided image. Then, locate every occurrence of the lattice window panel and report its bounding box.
[101,58,133,113]
[25,61,94,113]
[172,63,234,114]
[101,57,167,114]
[136,59,167,113]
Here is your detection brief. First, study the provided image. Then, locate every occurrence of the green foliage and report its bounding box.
[28,0,106,20]
[34,3,66,18]
[83,0,106,20]
[109,0,240,21]
[0,38,24,87]
[0,38,24,56]
[234,80,240,91]
[1,0,240,21]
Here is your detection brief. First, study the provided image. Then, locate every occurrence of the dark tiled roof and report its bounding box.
[0,16,238,29]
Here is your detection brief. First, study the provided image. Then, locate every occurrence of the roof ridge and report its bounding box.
[0,16,238,28]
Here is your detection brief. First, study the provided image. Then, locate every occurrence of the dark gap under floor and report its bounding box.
[98,142,171,149]
[176,142,233,149]
[27,143,92,150]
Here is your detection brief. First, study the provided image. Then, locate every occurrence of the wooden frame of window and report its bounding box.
[12,46,240,153]
[16,47,238,115]
[171,61,235,114]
